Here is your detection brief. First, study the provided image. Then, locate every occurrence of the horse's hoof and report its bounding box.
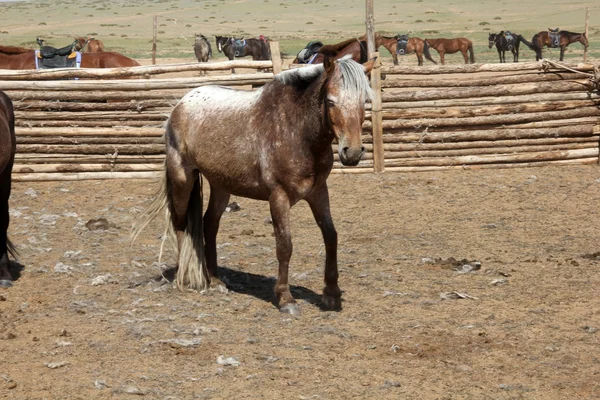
[279,303,301,316]
[322,294,342,311]
[0,279,13,288]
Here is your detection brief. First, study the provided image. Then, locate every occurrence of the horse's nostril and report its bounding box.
[360,146,365,152]
[342,146,349,155]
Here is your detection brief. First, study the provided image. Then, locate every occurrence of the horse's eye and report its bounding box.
[327,99,335,107]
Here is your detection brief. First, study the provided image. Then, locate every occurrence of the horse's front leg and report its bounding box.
[392,52,398,66]
[560,46,565,61]
[269,187,297,315]
[439,52,445,65]
[306,184,341,311]
[497,49,502,63]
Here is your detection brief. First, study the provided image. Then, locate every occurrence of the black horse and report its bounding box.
[215,36,270,72]
[488,31,532,63]
[0,90,16,287]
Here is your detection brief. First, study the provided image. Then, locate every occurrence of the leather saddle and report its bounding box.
[35,38,81,69]
[395,34,409,55]
[547,28,561,48]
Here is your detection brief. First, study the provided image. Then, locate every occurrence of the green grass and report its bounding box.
[0,0,597,64]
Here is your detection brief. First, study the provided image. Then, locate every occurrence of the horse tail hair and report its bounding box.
[468,42,475,63]
[7,237,18,260]
[131,157,209,292]
[518,35,534,50]
[423,40,437,65]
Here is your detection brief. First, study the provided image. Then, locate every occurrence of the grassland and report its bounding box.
[0,0,598,64]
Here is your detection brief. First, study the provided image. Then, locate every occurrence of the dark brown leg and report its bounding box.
[203,184,230,287]
[560,46,565,61]
[0,180,11,287]
[306,184,341,310]
[269,187,297,315]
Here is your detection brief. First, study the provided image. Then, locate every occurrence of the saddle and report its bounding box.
[35,38,81,69]
[296,41,323,64]
[395,34,409,55]
[231,39,246,57]
[548,28,560,48]
[503,31,515,50]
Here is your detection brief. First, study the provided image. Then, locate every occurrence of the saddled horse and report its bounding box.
[375,33,437,66]
[215,36,270,73]
[292,37,368,64]
[424,37,475,65]
[530,29,588,61]
[0,91,16,287]
[133,55,375,315]
[488,31,532,63]
[0,45,140,69]
[75,37,105,53]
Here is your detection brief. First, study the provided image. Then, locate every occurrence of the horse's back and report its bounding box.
[81,52,140,68]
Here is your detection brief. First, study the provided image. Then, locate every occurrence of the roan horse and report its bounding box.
[375,33,437,66]
[75,37,105,53]
[530,30,588,61]
[0,45,140,69]
[488,31,532,63]
[133,55,375,315]
[292,37,368,64]
[0,91,16,287]
[424,37,475,65]
[193,33,212,63]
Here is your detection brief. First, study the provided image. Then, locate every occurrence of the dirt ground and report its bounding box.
[1,165,600,399]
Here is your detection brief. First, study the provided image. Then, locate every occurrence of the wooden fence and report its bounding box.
[0,55,599,181]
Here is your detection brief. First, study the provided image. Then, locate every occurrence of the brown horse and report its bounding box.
[292,38,368,64]
[0,45,139,69]
[530,30,588,61]
[0,91,16,287]
[75,37,105,53]
[133,56,375,315]
[375,33,437,66]
[424,38,475,65]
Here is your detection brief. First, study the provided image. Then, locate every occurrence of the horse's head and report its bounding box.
[488,33,497,48]
[323,55,375,166]
[215,36,225,53]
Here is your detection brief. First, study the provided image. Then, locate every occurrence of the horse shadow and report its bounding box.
[158,265,332,311]
[8,260,25,282]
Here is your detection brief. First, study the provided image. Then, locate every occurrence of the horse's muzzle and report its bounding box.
[339,145,365,166]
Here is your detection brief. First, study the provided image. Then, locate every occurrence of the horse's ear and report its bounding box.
[362,57,377,74]
[324,55,336,75]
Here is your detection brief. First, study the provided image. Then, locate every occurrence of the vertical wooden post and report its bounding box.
[584,8,590,63]
[152,16,157,65]
[365,0,385,173]
[269,41,282,74]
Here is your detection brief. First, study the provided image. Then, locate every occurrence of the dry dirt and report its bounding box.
[1,165,600,399]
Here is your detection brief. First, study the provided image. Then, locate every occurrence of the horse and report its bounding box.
[215,36,270,73]
[488,31,532,63]
[132,55,376,315]
[374,33,436,66]
[292,38,368,64]
[0,45,140,69]
[424,38,475,65]
[530,30,588,61]
[75,37,105,53]
[193,33,212,63]
[0,91,16,287]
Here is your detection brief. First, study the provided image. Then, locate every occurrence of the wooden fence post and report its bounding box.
[152,16,157,65]
[584,8,590,63]
[365,0,385,172]
[269,41,282,74]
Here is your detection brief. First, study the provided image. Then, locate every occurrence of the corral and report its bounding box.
[1,30,600,400]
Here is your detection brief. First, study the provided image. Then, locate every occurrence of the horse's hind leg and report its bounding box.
[417,53,423,66]
[0,182,11,287]
[167,161,207,291]
[203,184,230,287]
[269,187,298,315]
[306,184,341,310]
[462,50,469,64]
